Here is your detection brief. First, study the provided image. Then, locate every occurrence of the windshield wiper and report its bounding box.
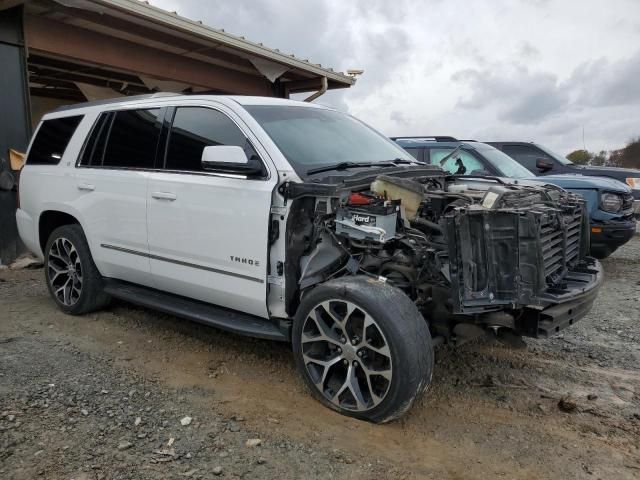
[306,161,397,175]
[390,158,425,165]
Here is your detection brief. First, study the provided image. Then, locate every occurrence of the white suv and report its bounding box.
[17,94,602,422]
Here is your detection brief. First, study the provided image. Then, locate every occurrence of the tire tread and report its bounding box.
[44,224,110,315]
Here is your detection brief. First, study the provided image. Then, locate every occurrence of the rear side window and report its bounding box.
[164,107,252,172]
[79,113,113,166]
[102,109,161,169]
[27,115,83,164]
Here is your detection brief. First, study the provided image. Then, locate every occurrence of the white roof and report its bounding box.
[227,96,327,107]
[47,94,329,118]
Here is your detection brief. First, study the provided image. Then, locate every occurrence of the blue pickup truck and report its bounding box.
[393,137,636,259]
[487,141,640,217]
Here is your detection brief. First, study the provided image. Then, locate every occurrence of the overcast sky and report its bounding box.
[154,0,640,155]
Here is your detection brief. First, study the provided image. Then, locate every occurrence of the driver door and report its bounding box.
[146,105,276,318]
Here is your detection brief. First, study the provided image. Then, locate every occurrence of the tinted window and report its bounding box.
[502,145,542,171]
[535,144,574,165]
[79,113,113,166]
[28,116,83,164]
[476,145,536,179]
[405,148,421,161]
[102,109,161,169]
[165,107,252,172]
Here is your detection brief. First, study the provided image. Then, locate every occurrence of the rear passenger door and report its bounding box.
[75,108,163,287]
[146,104,276,318]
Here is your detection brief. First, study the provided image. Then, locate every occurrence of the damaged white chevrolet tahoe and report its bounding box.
[17,95,603,422]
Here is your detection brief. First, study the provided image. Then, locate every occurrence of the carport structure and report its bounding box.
[0,0,356,264]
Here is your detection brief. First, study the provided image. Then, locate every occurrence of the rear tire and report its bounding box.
[292,276,433,423]
[44,224,111,315]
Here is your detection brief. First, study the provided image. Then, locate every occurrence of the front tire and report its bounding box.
[44,224,111,315]
[590,246,612,259]
[292,276,434,423]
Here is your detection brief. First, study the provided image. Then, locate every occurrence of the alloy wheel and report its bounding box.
[300,300,393,412]
[47,237,83,306]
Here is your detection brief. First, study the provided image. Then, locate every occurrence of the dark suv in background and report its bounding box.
[393,137,636,258]
[488,141,640,217]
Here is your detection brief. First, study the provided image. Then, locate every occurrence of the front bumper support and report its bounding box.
[515,259,604,338]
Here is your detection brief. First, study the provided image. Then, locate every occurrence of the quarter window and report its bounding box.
[165,107,254,172]
[79,113,112,166]
[102,109,161,169]
[27,115,83,165]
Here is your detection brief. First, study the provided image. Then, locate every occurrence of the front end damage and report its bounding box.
[446,200,602,338]
[280,167,603,344]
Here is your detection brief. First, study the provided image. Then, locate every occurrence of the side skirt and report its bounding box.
[103,279,289,342]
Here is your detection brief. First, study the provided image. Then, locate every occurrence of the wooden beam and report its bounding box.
[28,53,146,84]
[24,15,272,95]
[283,78,324,95]
[38,1,258,72]
[30,86,85,101]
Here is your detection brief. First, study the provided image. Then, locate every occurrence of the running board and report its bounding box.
[103,280,288,342]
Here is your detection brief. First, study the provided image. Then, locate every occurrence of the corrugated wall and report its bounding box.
[0,6,31,265]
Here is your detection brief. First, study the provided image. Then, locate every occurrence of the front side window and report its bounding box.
[502,144,541,171]
[102,109,161,169]
[164,107,256,172]
[244,105,413,176]
[28,115,83,165]
[475,145,536,179]
[405,148,422,161]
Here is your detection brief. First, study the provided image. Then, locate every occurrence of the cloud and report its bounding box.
[569,50,640,108]
[519,42,540,60]
[453,65,569,124]
[151,0,640,154]
[390,110,411,127]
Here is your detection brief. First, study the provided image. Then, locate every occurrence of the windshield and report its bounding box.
[431,148,486,175]
[536,144,574,165]
[244,105,413,175]
[474,144,537,179]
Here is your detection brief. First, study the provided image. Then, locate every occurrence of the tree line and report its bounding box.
[567,137,640,168]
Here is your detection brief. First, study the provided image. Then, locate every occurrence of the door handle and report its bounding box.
[77,183,95,191]
[151,191,177,201]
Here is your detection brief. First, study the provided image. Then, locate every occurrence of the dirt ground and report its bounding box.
[1,237,639,480]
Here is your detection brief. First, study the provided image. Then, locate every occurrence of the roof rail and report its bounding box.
[458,139,478,142]
[54,92,183,113]
[390,136,459,142]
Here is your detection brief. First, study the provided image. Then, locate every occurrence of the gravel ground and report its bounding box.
[1,236,639,479]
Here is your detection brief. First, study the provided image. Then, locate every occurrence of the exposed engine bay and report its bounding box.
[279,167,602,344]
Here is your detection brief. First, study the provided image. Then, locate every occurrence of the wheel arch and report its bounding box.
[39,209,82,254]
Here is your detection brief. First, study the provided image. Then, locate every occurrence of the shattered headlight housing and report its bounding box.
[600,192,623,212]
